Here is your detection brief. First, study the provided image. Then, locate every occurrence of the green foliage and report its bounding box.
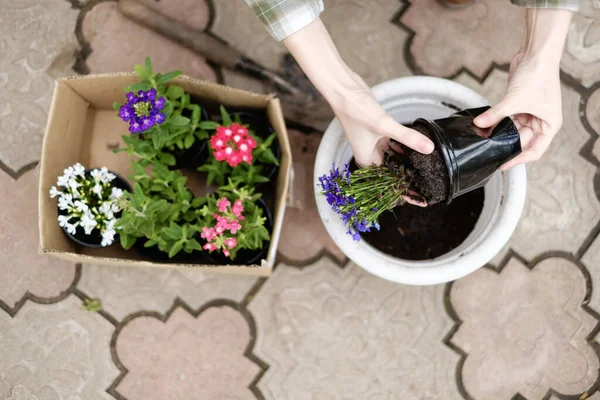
[82,298,102,312]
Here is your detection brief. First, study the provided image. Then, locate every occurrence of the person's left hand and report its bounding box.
[473,54,563,170]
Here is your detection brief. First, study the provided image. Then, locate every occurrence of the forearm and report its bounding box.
[283,18,364,109]
[519,9,572,66]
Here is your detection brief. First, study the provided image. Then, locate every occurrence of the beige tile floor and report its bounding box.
[1,0,600,398]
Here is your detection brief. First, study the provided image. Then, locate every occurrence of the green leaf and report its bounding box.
[220,105,232,125]
[166,85,184,100]
[82,298,102,312]
[181,93,190,108]
[184,134,195,149]
[263,132,277,147]
[186,239,203,252]
[191,105,201,122]
[168,241,184,258]
[144,239,157,248]
[120,233,137,250]
[163,224,182,240]
[125,81,151,93]
[159,152,176,166]
[259,148,280,166]
[158,70,182,85]
[199,121,220,130]
[145,56,153,74]
[170,115,190,126]
[113,102,121,112]
[134,64,149,79]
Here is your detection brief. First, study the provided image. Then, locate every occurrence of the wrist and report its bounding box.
[520,9,572,64]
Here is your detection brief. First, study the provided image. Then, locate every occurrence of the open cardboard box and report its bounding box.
[38,73,291,276]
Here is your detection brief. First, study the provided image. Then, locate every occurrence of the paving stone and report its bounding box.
[278,130,345,263]
[249,258,462,400]
[83,1,217,81]
[115,305,261,400]
[457,69,600,263]
[588,86,600,163]
[79,263,258,321]
[213,0,412,93]
[0,169,76,311]
[398,0,524,79]
[582,235,600,324]
[0,0,79,172]
[562,0,600,88]
[0,295,119,399]
[451,257,599,399]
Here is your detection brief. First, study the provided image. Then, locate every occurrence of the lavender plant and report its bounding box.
[318,160,411,241]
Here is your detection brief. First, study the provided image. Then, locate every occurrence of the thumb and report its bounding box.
[473,98,516,129]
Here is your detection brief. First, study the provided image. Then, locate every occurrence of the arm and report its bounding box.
[474,9,574,169]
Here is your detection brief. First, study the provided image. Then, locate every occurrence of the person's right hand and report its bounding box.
[329,71,434,168]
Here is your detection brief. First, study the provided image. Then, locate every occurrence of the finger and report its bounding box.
[473,98,517,129]
[518,126,535,149]
[378,116,434,154]
[403,195,428,208]
[389,140,404,154]
[500,132,553,170]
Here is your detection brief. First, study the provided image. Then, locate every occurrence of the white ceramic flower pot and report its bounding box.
[314,76,527,285]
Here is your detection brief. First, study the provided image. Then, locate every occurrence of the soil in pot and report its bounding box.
[360,188,484,260]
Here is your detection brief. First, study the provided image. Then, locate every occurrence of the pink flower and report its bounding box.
[232,199,244,217]
[214,150,227,161]
[229,154,242,167]
[217,197,231,213]
[225,238,237,249]
[228,220,242,234]
[201,227,216,241]
[223,249,230,257]
[203,243,216,252]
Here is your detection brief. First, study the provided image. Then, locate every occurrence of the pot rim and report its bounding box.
[313,76,527,285]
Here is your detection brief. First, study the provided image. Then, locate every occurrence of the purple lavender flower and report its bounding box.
[119,89,166,134]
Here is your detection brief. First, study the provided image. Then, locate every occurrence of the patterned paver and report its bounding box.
[82,0,217,80]
[457,68,600,263]
[115,305,261,400]
[562,0,600,87]
[450,257,599,399]
[0,295,119,399]
[0,0,79,173]
[278,130,345,263]
[0,169,76,312]
[588,85,600,163]
[398,0,524,78]
[79,263,258,321]
[249,259,462,399]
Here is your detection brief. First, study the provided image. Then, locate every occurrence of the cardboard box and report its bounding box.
[38,73,291,276]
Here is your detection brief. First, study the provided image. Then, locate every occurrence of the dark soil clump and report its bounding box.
[361,188,484,260]
[406,124,449,205]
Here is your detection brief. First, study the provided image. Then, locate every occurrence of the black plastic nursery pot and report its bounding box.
[412,106,522,203]
[168,98,210,170]
[134,236,210,264]
[218,111,282,182]
[204,198,274,266]
[58,170,132,248]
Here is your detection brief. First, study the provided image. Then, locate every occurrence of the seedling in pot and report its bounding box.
[50,163,129,247]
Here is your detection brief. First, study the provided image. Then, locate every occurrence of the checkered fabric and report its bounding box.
[245,0,579,41]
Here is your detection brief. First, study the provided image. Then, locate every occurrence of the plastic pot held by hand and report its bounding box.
[413,106,522,202]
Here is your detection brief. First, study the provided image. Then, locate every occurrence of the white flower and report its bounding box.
[73,163,85,177]
[111,202,120,214]
[90,169,102,182]
[92,184,103,199]
[111,187,123,200]
[49,186,61,198]
[57,215,71,227]
[99,202,114,219]
[101,229,116,247]
[57,174,70,187]
[65,222,78,235]
[106,218,117,230]
[68,178,81,191]
[80,212,97,235]
[63,166,75,179]
[106,172,116,182]
[58,194,73,211]
[74,200,89,213]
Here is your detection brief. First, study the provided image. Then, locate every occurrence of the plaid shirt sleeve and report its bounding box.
[244,0,324,41]
[511,0,579,12]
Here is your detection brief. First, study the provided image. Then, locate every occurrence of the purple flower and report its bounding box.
[119,89,166,134]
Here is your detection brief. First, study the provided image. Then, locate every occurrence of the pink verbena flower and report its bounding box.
[217,197,231,213]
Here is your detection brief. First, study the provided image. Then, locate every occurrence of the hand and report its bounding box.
[473,9,572,170]
[330,72,434,167]
[473,54,562,170]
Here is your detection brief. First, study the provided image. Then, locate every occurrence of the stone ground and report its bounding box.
[1,0,600,398]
